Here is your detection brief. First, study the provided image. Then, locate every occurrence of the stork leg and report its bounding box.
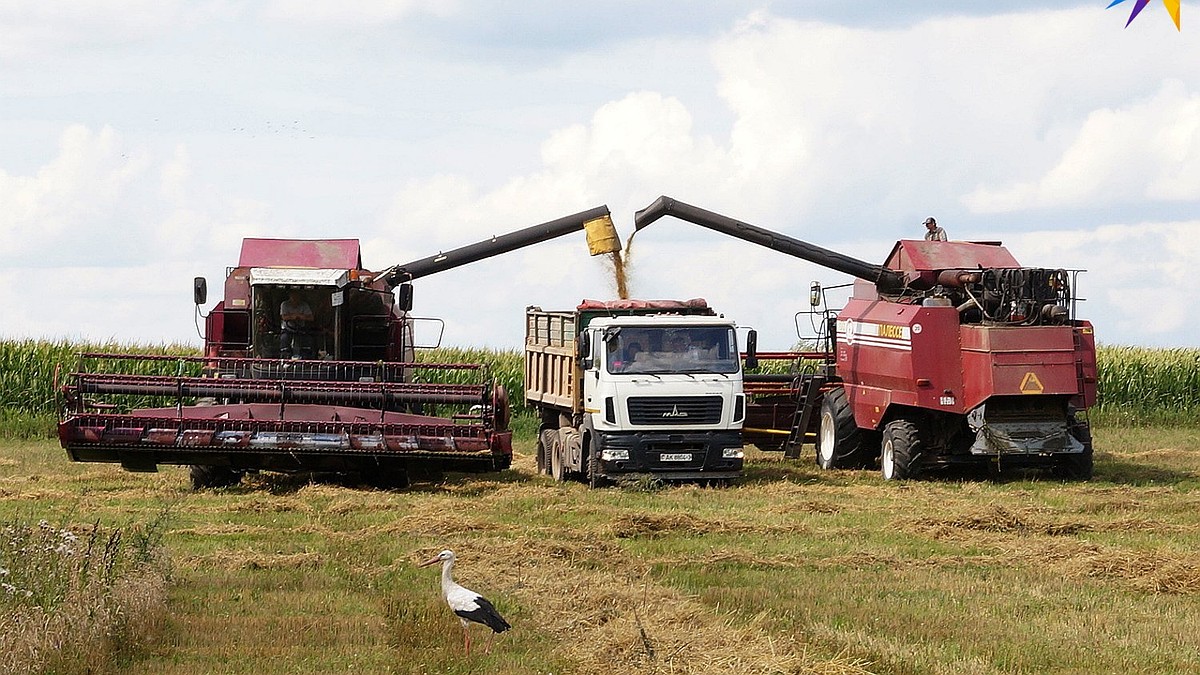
[484,630,496,655]
[462,625,471,656]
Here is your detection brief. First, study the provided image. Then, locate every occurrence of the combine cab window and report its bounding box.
[606,327,739,375]
[251,286,330,359]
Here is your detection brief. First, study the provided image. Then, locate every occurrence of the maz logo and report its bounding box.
[661,405,689,418]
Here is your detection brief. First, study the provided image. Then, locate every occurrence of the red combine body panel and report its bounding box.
[635,197,1097,480]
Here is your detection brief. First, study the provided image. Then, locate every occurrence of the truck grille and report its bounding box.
[627,396,723,425]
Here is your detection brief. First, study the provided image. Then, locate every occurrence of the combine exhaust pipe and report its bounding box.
[633,196,906,293]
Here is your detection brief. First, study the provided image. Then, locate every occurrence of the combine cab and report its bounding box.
[59,207,620,488]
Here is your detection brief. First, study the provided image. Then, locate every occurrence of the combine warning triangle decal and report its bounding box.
[1020,372,1045,394]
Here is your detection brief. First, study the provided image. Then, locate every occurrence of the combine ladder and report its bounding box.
[782,374,826,459]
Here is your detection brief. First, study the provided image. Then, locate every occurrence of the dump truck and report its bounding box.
[525,299,748,486]
[634,196,1096,480]
[58,207,623,489]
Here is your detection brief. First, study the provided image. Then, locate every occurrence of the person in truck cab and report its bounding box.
[279,290,315,358]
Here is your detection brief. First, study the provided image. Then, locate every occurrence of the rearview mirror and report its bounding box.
[397,283,414,312]
[578,332,594,370]
[809,281,821,307]
[193,277,207,306]
[744,329,758,371]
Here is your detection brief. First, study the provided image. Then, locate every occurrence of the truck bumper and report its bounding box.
[595,430,744,480]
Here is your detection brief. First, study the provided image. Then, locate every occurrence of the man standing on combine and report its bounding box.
[923,217,948,241]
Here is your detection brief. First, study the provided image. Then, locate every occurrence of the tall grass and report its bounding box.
[0,513,172,675]
[1093,346,1200,425]
[0,340,202,439]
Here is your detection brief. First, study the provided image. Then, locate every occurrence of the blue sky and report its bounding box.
[2,1,1197,349]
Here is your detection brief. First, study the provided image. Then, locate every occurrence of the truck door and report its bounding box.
[582,327,602,422]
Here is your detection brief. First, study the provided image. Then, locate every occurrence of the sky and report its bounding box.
[2,1,1198,351]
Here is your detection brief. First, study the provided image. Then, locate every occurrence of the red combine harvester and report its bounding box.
[58,207,622,488]
[635,197,1097,480]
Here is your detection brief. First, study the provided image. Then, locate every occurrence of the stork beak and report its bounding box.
[418,556,440,567]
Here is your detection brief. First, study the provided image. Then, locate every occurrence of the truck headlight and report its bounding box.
[601,448,629,461]
[722,448,744,459]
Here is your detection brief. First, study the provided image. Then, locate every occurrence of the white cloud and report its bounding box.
[965,81,1200,212]
[1008,222,1200,344]
[0,1,194,60]
[0,125,152,262]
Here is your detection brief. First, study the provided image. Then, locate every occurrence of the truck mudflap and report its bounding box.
[593,430,744,481]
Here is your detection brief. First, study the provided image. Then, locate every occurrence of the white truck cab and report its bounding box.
[526,300,746,485]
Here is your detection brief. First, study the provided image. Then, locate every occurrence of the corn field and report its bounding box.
[1,339,1196,435]
[1092,346,1200,424]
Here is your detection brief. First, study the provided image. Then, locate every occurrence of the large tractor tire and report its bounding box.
[1055,418,1094,481]
[816,387,873,470]
[880,419,924,481]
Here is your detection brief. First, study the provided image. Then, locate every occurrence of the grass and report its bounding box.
[0,500,171,674]
[0,424,1198,674]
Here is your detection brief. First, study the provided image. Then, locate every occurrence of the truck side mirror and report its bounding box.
[193,277,207,306]
[397,283,413,312]
[578,332,593,370]
[745,329,758,371]
[809,281,821,307]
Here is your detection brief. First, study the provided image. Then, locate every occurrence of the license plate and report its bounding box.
[660,453,692,462]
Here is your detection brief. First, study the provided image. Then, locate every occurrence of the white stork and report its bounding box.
[419,549,511,655]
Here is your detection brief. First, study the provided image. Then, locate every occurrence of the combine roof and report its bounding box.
[885,240,1021,272]
[238,239,363,270]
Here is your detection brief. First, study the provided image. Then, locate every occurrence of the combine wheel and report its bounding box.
[189,465,243,490]
[369,469,411,490]
[816,387,872,470]
[880,419,923,481]
[1056,418,1094,481]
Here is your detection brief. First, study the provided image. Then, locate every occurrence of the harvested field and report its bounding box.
[1,425,1199,674]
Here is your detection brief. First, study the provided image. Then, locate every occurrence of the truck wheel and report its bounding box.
[549,433,566,481]
[1056,419,1094,480]
[189,465,243,490]
[816,387,871,469]
[537,427,557,476]
[586,434,609,488]
[880,419,922,481]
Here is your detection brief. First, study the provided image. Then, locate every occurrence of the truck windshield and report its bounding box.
[605,326,739,375]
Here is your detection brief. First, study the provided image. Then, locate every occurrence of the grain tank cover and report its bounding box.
[885,240,1021,273]
[238,238,363,270]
